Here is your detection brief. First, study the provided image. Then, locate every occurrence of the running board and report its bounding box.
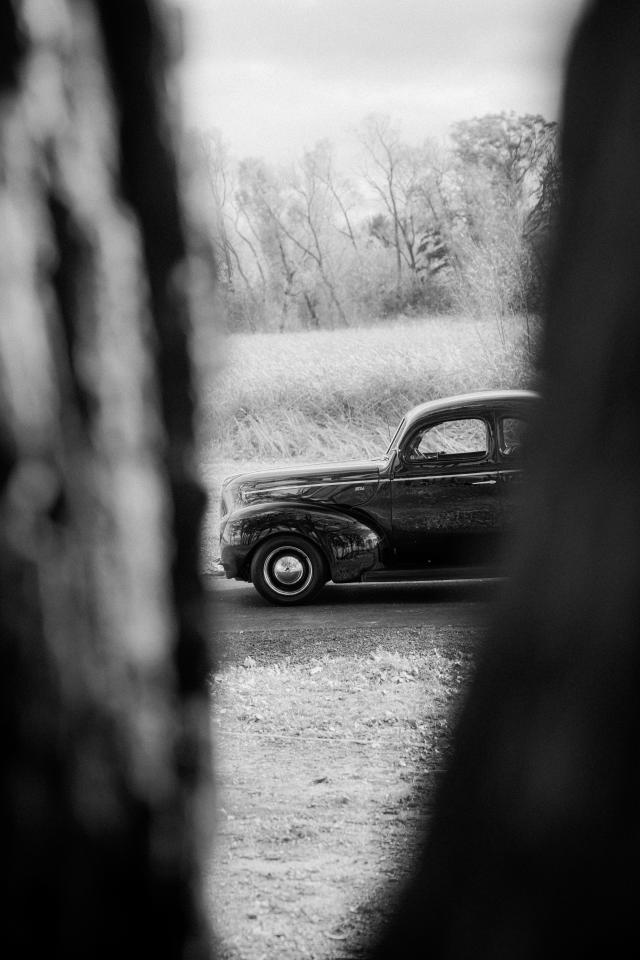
[360,566,502,583]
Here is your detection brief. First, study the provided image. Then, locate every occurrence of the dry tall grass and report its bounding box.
[200,315,538,462]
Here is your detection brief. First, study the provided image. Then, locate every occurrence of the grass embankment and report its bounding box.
[209,634,476,960]
[200,315,537,464]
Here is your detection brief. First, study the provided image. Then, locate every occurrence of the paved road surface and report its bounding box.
[206,576,502,633]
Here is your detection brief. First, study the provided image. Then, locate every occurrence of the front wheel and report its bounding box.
[250,535,327,605]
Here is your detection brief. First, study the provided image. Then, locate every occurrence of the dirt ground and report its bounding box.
[207,626,477,960]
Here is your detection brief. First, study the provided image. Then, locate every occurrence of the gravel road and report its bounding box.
[207,576,499,631]
[206,577,499,667]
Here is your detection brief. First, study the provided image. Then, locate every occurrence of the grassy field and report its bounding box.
[200,314,538,463]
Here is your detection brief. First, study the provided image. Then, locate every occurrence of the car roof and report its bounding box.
[403,389,540,428]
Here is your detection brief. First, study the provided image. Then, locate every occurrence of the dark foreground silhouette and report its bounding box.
[371,1,640,956]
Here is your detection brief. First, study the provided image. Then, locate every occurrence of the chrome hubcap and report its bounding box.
[263,546,313,596]
[272,555,305,585]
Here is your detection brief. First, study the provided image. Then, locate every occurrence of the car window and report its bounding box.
[499,416,528,460]
[406,418,488,462]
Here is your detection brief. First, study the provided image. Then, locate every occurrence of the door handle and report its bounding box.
[471,479,497,486]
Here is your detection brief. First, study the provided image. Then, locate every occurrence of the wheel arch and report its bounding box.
[242,528,330,582]
[222,502,382,583]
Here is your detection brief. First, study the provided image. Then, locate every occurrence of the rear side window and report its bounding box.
[499,416,528,460]
[406,418,488,461]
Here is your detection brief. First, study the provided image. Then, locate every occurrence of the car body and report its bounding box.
[219,389,538,604]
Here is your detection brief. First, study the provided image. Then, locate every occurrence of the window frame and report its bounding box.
[402,415,491,465]
[497,414,529,462]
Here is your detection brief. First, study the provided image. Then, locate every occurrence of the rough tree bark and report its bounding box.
[371,1,640,955]
[0,2,211,957]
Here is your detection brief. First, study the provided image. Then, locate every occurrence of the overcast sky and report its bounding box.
[177,0,586,162]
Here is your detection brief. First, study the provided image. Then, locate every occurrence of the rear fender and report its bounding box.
[220,502,381,582]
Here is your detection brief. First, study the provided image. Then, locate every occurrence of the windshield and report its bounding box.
[385,417,406,456]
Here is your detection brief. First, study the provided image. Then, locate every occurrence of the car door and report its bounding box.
[390,414,502,568]
[496,409,531,533]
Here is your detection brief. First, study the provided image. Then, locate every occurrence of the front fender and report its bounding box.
[220,501,381,582]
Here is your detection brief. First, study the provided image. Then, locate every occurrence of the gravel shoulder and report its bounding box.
[208,624,479,960]
[214,623,483,669]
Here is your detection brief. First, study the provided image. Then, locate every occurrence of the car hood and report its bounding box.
[222,458,384,511]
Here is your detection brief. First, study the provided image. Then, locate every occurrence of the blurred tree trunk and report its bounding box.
[370,1,640,956]
[0,2,212,957]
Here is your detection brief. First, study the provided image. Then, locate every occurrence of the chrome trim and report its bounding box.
[242,478,380,494]
[242,471,502,494]
[391,471,500,482]
[241,470,504,495]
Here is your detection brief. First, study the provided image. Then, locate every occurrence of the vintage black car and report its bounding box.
[219,390,538,604]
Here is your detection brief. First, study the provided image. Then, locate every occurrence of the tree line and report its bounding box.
[192,112,559,333]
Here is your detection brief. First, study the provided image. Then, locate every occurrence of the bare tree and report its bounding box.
[358,115,408,306]
[288,148,350,326]
[200,130,237,288]
[197,130,266,330]
[448,113,559,316]
[235,157,306,330]
[234,153,352,329]
[358,115,453,312]
[451,112,556,205]
[304,139,360,250]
